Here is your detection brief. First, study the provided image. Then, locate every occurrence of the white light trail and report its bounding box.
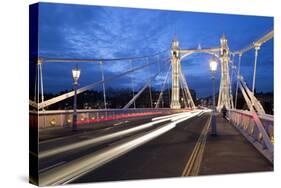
[39,110,204,186]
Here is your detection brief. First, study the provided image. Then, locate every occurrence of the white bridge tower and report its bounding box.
[170,39,181,109]
[217,35,233,111]
[169,35,234,110]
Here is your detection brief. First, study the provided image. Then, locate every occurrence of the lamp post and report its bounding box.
[209,58,218,136]
[72,65,81,131]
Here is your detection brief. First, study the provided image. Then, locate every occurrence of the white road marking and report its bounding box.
[39,110,204,186]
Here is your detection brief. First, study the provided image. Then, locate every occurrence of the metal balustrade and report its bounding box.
[30,108,188,129]
[228,109,273,163]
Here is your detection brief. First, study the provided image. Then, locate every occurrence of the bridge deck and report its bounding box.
[199,114,273,175]
[38,115,160,142]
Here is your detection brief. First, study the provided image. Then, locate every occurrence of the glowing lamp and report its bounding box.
[209,59,218,72]
[72,66,81,85]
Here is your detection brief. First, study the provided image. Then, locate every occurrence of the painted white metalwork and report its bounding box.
[179,48,221,56]
[99,61,107,109]
[232,31,273,55]
[39,62,44,108]
[179,79,188,108]
[179,64,195,108]
[217,34,233,111]
[123,72,160,109]
[170,38,181,109]
[170,39,220,109]
[41,49,169,63]
[235,53,242,108]
[229,60,272,162]
[29,29,274,168]
[252,44,261,94]
[238,76,265,114]
[29,99,38,109]
[174,34,233,112]
[155,64,171,108]
[228,109,273,163]
[130,60,136,109]
[34,59,45,106]
[36,61,158,110]
[147,58,153,108]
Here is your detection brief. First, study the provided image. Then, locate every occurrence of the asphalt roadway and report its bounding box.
[38,110,273,186]
[39,115,172,171]
[38,111,211,185]
[73,112,210,183]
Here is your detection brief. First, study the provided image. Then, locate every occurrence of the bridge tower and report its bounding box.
[170,38,181,109]
[217,35,233,111]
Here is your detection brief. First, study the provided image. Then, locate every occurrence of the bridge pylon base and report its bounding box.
[170,101,181,109]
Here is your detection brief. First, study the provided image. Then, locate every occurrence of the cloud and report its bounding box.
[38,3,273,97]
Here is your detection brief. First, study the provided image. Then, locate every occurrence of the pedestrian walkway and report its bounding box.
[199,114,273,175]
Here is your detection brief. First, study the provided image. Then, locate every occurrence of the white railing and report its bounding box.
[228,109,273,163]
[30,108,188,129]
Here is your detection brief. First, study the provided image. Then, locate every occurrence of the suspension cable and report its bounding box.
[39,63,45,110]
[40,48,169,64]
[147,58,153,108]
[130,60,136,108]
[34,63,38,102]
[123,71,160,109]
[252,45,260,94]
[37,64,40,104]
[167,65,171,106]
[178,63,195,108]
[232,59,265,114]
[230,54,235,85]
[36,59,160,109]
[155,64,172,108]
[232,30,273,55]
[179,78,188,108]
[100,61,107,110]
[229,54,235,109]
[157,55,161,73]
[235,53,242,108]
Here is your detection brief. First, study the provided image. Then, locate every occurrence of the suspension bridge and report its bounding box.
[29,30,274,186]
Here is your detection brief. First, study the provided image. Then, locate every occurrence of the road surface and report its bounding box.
[38,110,211,185]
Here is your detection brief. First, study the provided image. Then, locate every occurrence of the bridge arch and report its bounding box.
[180,51,220,61]
[179,52,221,106]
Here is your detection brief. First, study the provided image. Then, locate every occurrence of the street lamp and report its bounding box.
[209,58,218,136]
[210,59,218,72]
[72,65,81,131]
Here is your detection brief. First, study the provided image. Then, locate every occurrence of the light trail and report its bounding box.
[39,111,196,159]
[39,110,204,186]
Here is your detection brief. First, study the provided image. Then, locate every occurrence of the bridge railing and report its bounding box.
[30,108,188,129]
[228,109,273,162]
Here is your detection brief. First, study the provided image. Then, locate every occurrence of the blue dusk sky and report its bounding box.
[38,2,273,98]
